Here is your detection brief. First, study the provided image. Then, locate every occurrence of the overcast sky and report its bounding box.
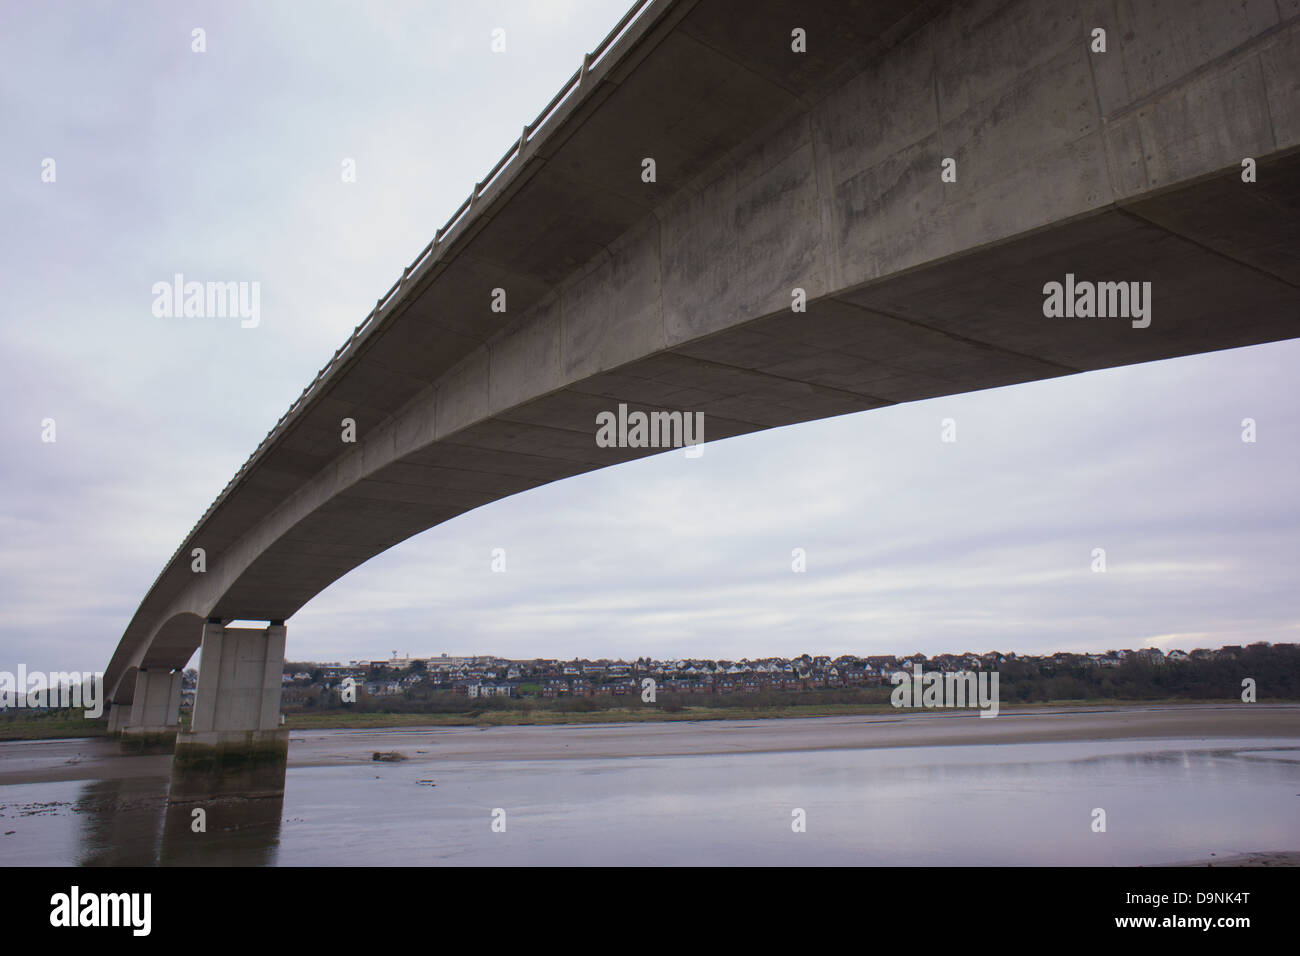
[2,0,1297,676]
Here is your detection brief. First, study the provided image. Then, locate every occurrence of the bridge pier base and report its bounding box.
[172,621,288,786]
[120,668,182,754]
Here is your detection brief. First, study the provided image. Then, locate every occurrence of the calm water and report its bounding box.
[2,731,1298,866]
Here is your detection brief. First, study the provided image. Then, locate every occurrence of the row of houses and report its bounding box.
[1042,646,1270,667]
[541,670,878,698]
[276,644,1289,702]
[542,677,638,698]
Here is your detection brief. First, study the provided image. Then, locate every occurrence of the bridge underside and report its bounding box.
[202,150,1300,637]
[124,149,1300,682]
[108,0,1300,713]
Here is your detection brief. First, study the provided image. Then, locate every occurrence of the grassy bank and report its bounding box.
[3,697,1292,741]
[282,702,907,729]
[0,711,111,741]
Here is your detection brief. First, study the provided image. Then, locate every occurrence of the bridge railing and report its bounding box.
[142,0,660,604]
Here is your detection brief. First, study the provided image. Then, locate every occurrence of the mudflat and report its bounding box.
[2,703,1296,784]
[287,702,1300,765]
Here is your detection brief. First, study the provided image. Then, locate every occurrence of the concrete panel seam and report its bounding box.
[674,22,807,105]
[659,348,893,408]
[1105,16,1295,122]
[1113,205,1300,293]
[828,297,1082,375]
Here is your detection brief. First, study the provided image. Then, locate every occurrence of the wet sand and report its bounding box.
[2,702,1296,785]
[1161,851,1300,866]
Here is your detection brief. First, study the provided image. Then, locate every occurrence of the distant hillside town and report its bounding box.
[215,642,1300,713]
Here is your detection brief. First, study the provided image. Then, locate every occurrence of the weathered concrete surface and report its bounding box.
[107,0,1300,703]
[119,668,183,754]
[172,732,289,777]
[173,623,288,767]
[186,624,285,736]
[105,704,127,735]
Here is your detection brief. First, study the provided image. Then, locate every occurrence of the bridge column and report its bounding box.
[119,668,182,753]
[105,703,128,734]
[173,621,288,778]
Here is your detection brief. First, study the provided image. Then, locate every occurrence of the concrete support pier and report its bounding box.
[119,668,182,753]
[105,703,128,735]
[172,621,288,790]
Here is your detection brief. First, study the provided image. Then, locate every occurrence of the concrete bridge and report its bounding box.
[106,0,1300,762]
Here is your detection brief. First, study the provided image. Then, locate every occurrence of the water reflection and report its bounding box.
[49,737,1300,866]
[160,757,286,866]
[75,760,286,866]
[75,777,167,866]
